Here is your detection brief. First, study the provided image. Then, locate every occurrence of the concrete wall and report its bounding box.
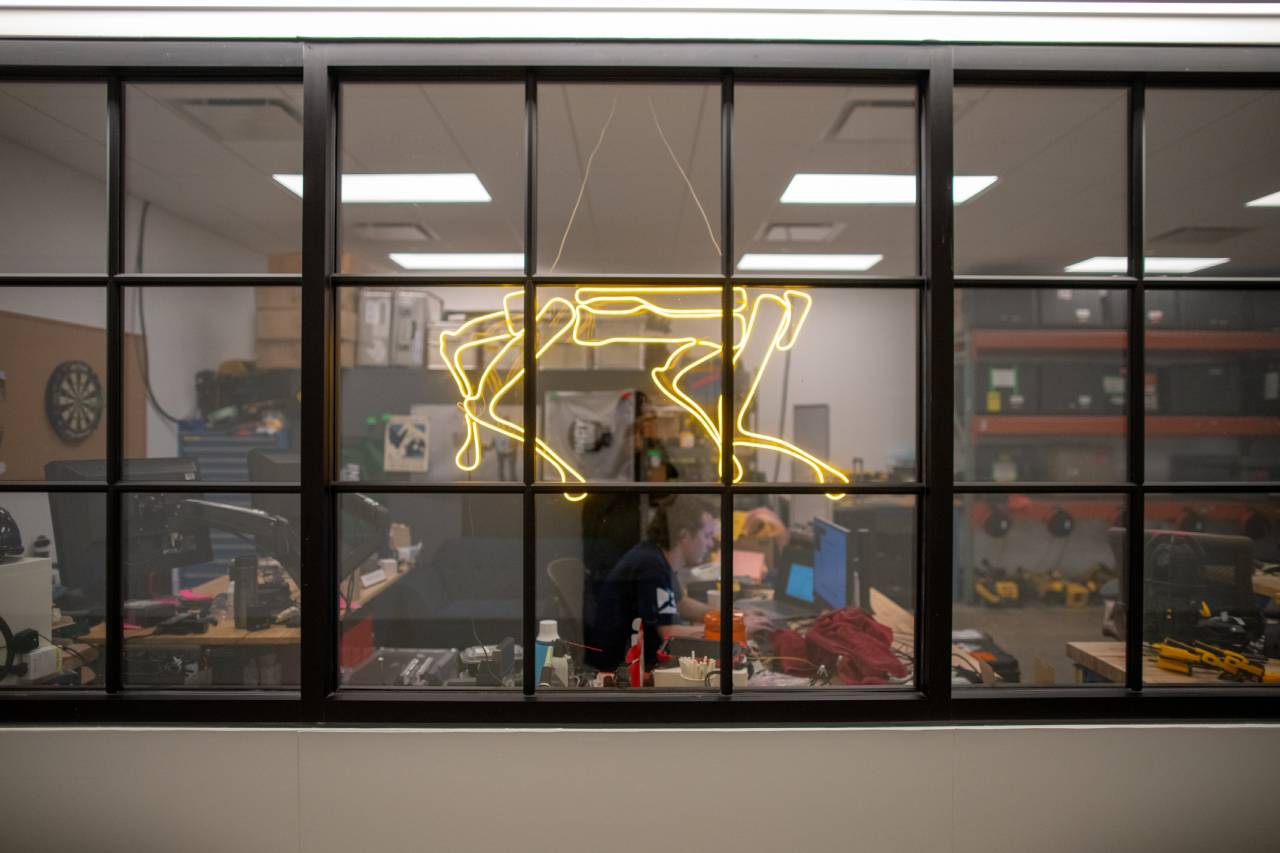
[1,724,1278,853]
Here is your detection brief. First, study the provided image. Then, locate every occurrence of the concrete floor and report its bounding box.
[952,602,1112,685]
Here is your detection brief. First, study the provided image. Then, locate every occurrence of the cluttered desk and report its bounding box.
[1065,529,1280,686]
[16,454,398,688]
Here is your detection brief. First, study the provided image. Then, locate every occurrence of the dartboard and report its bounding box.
[45,360,103,443]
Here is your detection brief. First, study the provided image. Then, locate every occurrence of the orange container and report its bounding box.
[704,610,746,643]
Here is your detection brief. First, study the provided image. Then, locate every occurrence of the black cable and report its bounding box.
[37,632,90,667]
[131,200,185,424]
[0,614,14,682]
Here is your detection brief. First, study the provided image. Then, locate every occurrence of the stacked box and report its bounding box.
[254,287,356,369]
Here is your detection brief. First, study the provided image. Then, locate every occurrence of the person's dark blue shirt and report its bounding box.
[586,540,683,672]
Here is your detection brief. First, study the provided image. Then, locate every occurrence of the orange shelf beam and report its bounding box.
[972,416,1125,436]
[971,415,1280,438]
[1147,416,1280,437]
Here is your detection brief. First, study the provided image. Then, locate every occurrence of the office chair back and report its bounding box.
[546,557,586,654]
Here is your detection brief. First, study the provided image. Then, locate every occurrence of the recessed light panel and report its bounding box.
[737,253,883,272]
[390,253,524,271]
[781,173,996,205]
[274,173,492,203]
[1065,256,1230,274]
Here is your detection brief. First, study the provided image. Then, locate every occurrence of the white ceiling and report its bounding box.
[2,79,1279,277]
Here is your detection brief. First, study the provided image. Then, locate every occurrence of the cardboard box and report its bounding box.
[255,308,301,340]
[268,253,380,274]
[256,339,355,369]
[255,287,356,314]
[255,287,302,310]
[255,307,357,341]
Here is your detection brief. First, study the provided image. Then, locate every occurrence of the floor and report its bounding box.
[952,602,1111,685]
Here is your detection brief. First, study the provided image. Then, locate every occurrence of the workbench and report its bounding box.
[1066,640,1280,685]
[83,560,411,647]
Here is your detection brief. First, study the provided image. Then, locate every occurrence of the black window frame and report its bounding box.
[2,40,1279,725]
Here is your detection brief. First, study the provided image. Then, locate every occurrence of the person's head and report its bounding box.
[646,494,717,567]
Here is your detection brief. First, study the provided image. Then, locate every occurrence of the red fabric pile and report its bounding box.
[770,607,906,685]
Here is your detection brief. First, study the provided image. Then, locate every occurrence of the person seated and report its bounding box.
[587,495,776,674]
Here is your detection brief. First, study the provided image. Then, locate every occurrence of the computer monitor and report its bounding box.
[247,449,301,524]
[813,518,850,610]
[784,563,815,605]
[45,458,211,596]
[247,450,388,580]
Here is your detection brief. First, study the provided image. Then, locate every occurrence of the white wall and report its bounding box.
[751,288,917,478]
[0,136,264,558]
[3,10,1280,853]
[1,725,1278,853]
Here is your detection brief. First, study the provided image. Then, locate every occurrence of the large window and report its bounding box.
[2,42,1278,724]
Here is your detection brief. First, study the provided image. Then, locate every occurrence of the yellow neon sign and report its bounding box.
[440,286,849,500]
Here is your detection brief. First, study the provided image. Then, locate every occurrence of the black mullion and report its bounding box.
[0,275,109,287]
[104,76,124,695]
[719,75,735,697]
[724,277,927,288]
[332,482,527,494]
[958,276,1135,289]
[922,49,955,716]
[1143,482,1280,494]
[0,481,109,492]
[1143,278,1280,291]
[731,483,925,495]
[300,44,336,721]
[113,482,301,493]
[531,275,729,286]
[113,275,302,287]
[1125,80,1146,695]
[522,73,538,697]
[333,275,524,288]
[954,483,1137,495]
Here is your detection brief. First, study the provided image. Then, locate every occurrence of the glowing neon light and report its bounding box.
[440,286,850,500]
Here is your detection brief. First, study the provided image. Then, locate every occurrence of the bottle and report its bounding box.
[534,619,568,687]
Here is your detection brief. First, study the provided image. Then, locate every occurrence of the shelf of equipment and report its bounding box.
[969,329,1280,352]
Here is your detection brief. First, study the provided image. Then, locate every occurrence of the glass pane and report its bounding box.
[736,287,917,485]
[122,286,302,481]
[0,82,107,273]
[1146,289,1280,481]
[537,83,720,275]
[735,84,919,277]
[956,288,1128,483]
[0,287,112,481]
[534,285,722,486]
[338,83,525,275]
[338,285,524,483]
[1147,88,1280,277]
[953,493,1127,687]
[124,82,303,274]
[338,492,521,689]
[119,491,300,688]
[956,86,1127,276]
[0,491,105,689]
[537,490,720,691]
[1139,494,1280,687]
[735,493,916,689]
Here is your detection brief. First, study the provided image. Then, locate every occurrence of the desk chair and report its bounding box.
[546,557,586,660]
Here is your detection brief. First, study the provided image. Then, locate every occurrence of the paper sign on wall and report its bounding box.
[383,415,430,473]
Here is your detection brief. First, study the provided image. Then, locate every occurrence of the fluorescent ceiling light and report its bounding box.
[1065,256,1230,274]
[1246,190,1280,207]
[273,173,491,203]
[390,253,524,271]
[780,173,997,205]
[736,253,883,272]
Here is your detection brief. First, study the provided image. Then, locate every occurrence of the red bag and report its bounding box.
[771,607,906,685]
